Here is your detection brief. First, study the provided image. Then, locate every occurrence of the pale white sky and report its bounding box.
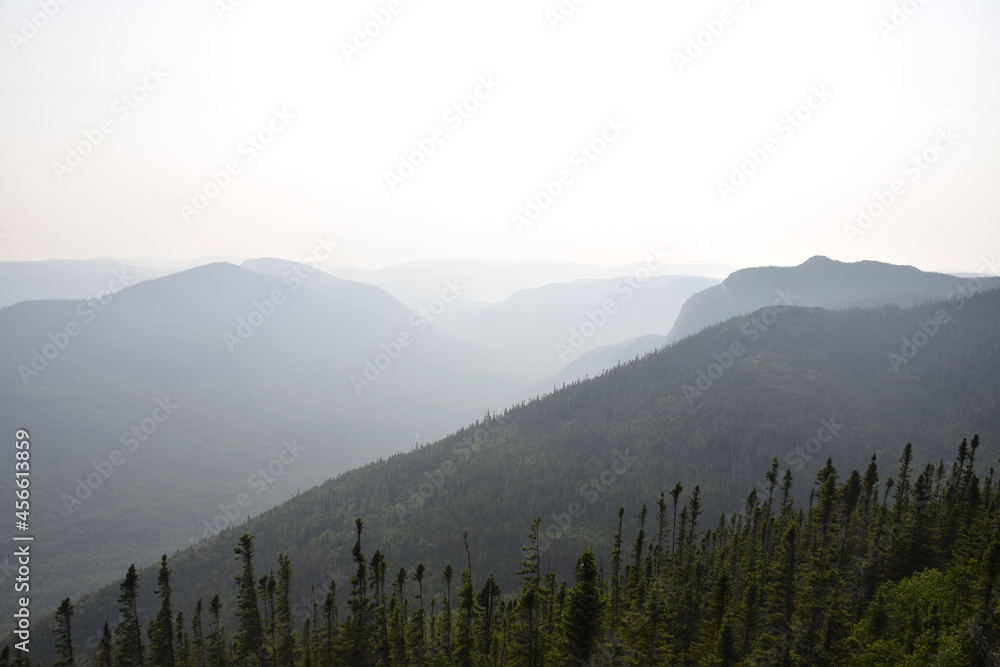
[0,0,998,272]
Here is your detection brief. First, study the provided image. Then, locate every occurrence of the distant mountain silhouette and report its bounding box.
[667,255,1000,342]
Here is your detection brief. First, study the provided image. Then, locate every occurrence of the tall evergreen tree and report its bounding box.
[149,555,176,667]
[670,483,684,555]
[343,518,371,666]
[192,600,207,667]
[114,564,145,667]
[206,595,226,667]
[475,574,501,659]
[453,569,477,667]
[562,550,605,664]
[53,598,75,667]
[516,517,543,667]
[174,612,191,667]
[275,554,297,667]
[321,577,338,667]
[233,534,266,665]
[96,622,113,667]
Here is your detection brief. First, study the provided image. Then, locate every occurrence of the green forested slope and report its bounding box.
[24,285,1000,663]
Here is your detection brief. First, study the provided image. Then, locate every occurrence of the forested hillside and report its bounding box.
[17,437,1000,665]
[22,284,1000,663]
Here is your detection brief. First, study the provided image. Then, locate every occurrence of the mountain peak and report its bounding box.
[802,255,837,265]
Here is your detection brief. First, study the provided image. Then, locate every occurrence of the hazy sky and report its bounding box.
[0,0,998,273]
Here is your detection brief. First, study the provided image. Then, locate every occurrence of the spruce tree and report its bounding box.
[515,517,542,667]
[562,550,604,664]
[114,564,145,667]
[453,569,477,667]
[321,577,338,667]
[53,598,75,667]
[275,554,296,667]
[343,518,371,666]
[475,574,501,658]
[96,622,113,667]
[206,595,226,667]
[192,600,207,667]
[149,555,176,667]
[233,534,266,664]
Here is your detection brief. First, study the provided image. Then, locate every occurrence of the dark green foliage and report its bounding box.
[148,555,176,667]
[562,550,604,663]
[233,534,265,664]
[68,436,1000,666]
[52,598,74,667]
[205,596,226,667]
[275,554,296,667]
[96,622,113,667]
[114,565,145,667]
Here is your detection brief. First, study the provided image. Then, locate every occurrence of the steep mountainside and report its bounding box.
[37,283,1000,656]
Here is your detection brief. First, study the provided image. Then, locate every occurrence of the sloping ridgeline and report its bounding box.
[27,285,1000,662]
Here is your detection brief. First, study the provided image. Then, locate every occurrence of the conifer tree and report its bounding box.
[516,517,542,667]
[669,483,684,554]
[321,578,338,667]
[174,612,190,667]
[343,518,371,666]
[149,555,176,667]
[275,554,296,667]
[114,564,145,667]
[233,534,266,664]
[475,574,501,658]
[453,569,477,667]
[96,622,113,667]
[562,550,604,664]
[53,598,75,667]
[192,600,207,667]
[206,595,226,667]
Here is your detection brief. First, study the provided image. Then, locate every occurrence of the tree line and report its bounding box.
[8,435,1000,666]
